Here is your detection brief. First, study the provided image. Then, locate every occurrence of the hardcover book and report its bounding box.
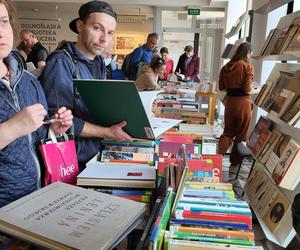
[74,80,181,140]
[77,161,156,188]
[0,182,146,250]
[246,116,273,157]
[263,191,291,234]
[269,88,296,117]
[281,96,300,125]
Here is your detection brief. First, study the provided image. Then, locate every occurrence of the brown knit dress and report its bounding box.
[218,60,254,165]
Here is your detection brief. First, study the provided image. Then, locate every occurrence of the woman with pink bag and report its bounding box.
[0,0,73,207]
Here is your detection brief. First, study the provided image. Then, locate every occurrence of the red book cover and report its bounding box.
[182,211,252,228]
[187,159,213,172]
[202,154,223,182]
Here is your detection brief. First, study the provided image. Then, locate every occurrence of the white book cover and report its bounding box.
[78,163,156,181]
[0,182,146,250]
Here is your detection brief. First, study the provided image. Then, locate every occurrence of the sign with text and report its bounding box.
[188,8,200,16]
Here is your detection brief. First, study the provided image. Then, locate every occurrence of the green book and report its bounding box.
[75,80,181,140]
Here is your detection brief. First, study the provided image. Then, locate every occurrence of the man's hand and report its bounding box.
[50,107,73,135]
[104,121,133,141]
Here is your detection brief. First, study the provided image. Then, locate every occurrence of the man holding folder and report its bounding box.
[40,1,132,169]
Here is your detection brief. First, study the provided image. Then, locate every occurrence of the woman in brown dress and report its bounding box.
[218,42,254,168]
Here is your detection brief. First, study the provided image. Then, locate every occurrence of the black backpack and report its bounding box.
[121,51,133,78]
[121,48,144,79]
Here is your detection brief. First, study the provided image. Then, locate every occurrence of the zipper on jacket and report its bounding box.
[2,73,42,190]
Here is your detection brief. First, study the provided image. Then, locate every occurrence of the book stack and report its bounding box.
[167,181,257,249]
[77,139,158,213]
[153,93,207,124]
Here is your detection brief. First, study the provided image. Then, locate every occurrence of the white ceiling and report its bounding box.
[12,0,228,14]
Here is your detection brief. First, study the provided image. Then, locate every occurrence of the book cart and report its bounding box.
[244,2,300,248]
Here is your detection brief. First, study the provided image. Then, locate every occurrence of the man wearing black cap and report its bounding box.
[40,1,132,169]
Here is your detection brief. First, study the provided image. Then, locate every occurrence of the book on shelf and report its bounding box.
[279,17,300,54]
[263,28,285,55]
[265,134,291,174]
[0,182,146,250]
[221,43,234,59]
[258,129,282,164]
[281,96,300,125]
[74,80,182,140]
[263,190,291,234]
[285,24,300,52]
[256,80,276,108]
[224,12,248,38]
[261,71,297,111]
[271,25,290,55]
[259,29,275,56]
[77,160,156,188]
[272,138,300,190]
[246,116,273,157]
[269,88,296,117]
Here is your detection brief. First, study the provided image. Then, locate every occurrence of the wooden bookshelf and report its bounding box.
[195,92,216,125]
[255,0,294,15]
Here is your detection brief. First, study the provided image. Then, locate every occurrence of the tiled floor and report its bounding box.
[222,155,300,250]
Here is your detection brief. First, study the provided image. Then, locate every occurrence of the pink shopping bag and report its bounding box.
[39,128,79,186]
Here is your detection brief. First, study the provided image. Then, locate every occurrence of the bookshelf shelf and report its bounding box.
[254,0,294,15]
[246,46,300,246]
[244,164,297,248]
[224,12,249,39]
[252,54,300,61]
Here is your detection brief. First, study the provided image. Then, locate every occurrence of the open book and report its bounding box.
[75,80,182,140]
[0,182,146,250]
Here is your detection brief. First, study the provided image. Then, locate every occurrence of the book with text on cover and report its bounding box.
[0,182,146,250]
[74,80,182,140]
[77,158,156,188]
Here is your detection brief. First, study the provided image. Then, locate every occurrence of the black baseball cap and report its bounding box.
[69,1,117,34]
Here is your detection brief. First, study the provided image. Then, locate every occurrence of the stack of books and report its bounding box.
[167,181,257,249]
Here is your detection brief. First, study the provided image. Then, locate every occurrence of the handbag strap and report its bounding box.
[48,127,69,143]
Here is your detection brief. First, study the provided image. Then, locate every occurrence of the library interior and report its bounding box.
[0,0,300,249]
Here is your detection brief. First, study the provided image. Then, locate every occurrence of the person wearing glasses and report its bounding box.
[40,1,133,170]
[135,56,166,91]
[0,0,73,207]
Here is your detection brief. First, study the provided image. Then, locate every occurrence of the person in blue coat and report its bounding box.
[39,1,132,170]
[0,0,73,208]
[128,33,159,80]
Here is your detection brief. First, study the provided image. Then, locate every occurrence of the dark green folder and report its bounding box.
[74,79,181,140]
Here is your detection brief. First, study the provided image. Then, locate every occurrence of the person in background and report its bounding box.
[104,43,117,79]
[175,45,200,83]
[40,1,132,170]
[128,32,159,80]
[217,42,254,170]
[135,56,165,91]
[0,0,73,207]
[159,47,174,81]
[19,29,48,68]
